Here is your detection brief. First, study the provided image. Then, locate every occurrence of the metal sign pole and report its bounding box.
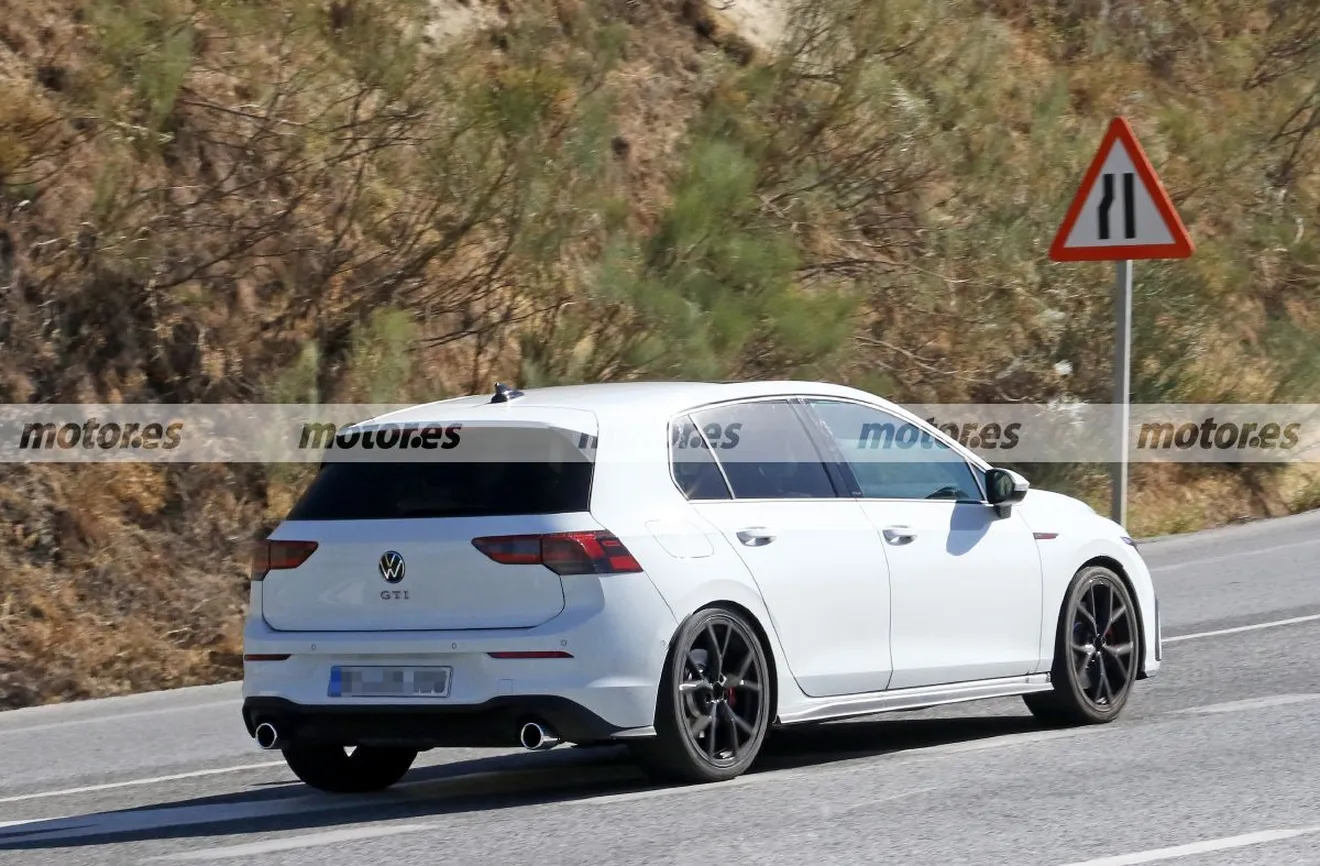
[1050,118,1192,528]
[1112,259,1133,526]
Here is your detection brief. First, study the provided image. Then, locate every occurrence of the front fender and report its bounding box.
[1031,536,1159,678]
[1015,492,1160,679]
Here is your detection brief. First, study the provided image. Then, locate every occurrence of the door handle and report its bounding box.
[882,525,918,544]
[736,527,776,547]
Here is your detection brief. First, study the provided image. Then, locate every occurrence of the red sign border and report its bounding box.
[1049,116,1194,262]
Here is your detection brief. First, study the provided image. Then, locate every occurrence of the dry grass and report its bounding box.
[1126,465,1311,538]
[0,464,251,706]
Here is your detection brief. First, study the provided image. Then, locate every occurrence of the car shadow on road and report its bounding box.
[0,713,1046,850]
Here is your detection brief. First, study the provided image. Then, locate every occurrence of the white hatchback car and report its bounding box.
[242,380,1162,791]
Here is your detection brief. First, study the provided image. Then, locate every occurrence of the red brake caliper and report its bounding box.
[727,687,736,708]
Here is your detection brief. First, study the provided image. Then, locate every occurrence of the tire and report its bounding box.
[281,743,417,793]
[1025,564,1141,726]
[629,607,773,784]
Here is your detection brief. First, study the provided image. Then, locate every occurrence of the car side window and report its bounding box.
[689,400,838,500]
[805,399,982,501]
[669,415,732,500]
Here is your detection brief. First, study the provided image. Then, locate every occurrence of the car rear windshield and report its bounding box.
[285,425,595,520]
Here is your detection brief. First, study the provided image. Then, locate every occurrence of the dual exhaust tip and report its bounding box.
[255,719,561,752]
[519,720,560,751]
[254,722,282,750]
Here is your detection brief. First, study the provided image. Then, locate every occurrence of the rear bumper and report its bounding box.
[242,695,626,748]
[240,571,678,739]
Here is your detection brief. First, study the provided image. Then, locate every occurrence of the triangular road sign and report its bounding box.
[1050,117,1194,261]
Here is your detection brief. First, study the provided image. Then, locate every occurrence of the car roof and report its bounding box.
[349,380,990,470]
[369,380,907,425]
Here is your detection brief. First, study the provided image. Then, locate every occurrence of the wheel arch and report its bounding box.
[1077,555,1148,680]
[669,600,782,724]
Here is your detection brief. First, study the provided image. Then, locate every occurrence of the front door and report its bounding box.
[802,398,1044,690]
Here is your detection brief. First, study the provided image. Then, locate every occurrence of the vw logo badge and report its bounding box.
[378,550,406,584]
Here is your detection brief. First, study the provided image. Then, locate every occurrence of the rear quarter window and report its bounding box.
[687,400,838,500]
[670,416,733,500]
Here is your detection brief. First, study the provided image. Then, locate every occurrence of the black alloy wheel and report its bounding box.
[631,607,772,783]
[1025,565,1140,725]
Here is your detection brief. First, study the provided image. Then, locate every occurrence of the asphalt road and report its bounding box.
[3,510,1320,865]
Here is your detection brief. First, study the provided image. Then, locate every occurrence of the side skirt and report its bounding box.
[775,674,1053,727]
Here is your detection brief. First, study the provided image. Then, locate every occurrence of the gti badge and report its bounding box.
[378,550,406,584]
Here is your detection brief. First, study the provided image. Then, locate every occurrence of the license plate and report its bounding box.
[328,665,451,698]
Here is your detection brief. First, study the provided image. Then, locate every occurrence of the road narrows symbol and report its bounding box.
[1122,172,1136,239]
[1097,172,1137,241]
[1099,174,1114,240]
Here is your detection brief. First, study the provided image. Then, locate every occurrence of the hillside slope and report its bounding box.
[2,0,1319,707]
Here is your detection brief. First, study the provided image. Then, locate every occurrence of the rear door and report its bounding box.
[679,399,894,698]
[261,415,599,631]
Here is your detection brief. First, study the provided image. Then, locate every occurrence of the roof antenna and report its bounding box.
[490,381,524,403]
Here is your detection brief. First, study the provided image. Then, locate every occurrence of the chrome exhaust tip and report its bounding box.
[519,721,560,751]
[254,721,282,750]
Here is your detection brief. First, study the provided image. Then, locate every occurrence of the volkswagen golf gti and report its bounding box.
[241,380,1162,792]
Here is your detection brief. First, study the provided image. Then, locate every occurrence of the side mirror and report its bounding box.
[985,467,1029,517]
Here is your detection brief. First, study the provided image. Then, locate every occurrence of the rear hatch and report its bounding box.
[259,410,600,632]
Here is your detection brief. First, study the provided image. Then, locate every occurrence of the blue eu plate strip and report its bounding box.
[327,666,342,697]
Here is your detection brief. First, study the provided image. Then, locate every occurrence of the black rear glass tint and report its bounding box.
[285,426,594,520]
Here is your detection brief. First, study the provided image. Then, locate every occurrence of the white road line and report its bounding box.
[1163,613,1320,644]
[0,758,591,812]
[154,824,441,861]
[0,730,1075,846]
[0,610,1315,809]
[0,791,357,845]
[1172,694,1320,715]
[0,765,619,846]
[148,784,932,858]
[0,700,237,736]
[0,712,1140,808]
[0,819,56,829]
[908,727,1088,756]
[1057,826,1320,866]
[0,761,287,805]
[1148,536,1320,571]
[576,773,931,808]
[574,770,789,805]
[389,768,516,793]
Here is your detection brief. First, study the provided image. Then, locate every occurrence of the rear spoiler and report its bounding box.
[309,409,600,464]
